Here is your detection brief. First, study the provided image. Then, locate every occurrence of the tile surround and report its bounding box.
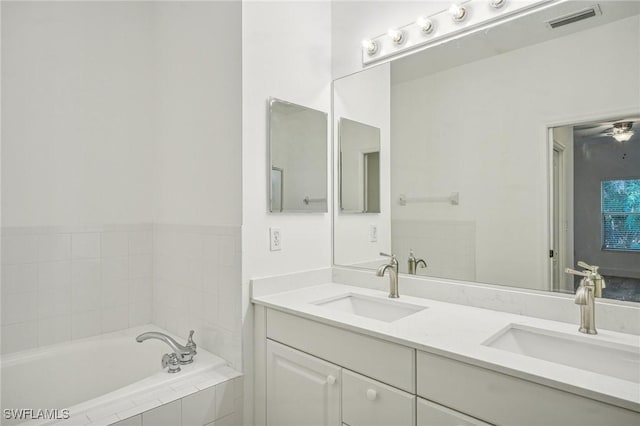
[1,223,242,371]
[1,224,153,354]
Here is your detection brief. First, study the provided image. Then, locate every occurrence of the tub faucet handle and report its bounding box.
[162,353,181,373]
[186,330,197,355]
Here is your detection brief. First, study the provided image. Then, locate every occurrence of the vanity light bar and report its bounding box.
[361,0,558,65]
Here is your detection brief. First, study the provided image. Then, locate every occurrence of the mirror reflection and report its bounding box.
[269,98,328,213]
[339,118,381,213]
[333,2,640,302]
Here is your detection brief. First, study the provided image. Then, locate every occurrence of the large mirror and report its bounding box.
[333,1,640,302]
[339,118,381,213]
[269,98,328,212]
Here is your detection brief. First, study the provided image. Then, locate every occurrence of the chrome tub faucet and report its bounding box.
[377,252,400,298]
[136,330,197,372]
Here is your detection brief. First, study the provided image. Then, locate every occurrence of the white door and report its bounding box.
[266,340,341,426]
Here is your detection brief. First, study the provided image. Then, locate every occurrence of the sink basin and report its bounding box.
[484,324,640,383]
[314,293,426,322]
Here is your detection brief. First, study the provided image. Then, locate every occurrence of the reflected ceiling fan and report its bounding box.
[575,119,639,142]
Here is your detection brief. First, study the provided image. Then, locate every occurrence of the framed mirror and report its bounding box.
[269,98,328,213]
[339,118,381,213]
[332,1,640,302]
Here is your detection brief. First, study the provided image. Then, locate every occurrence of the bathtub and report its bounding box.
[1,325,232,425]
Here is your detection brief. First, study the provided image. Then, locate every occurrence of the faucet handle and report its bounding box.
[186,330,197,353]
[565,268,590,278]
[380,252,393,258]
[577,261,598,273]
[379,252,398,266]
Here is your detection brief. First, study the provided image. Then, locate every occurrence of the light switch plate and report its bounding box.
[369,224,378,242]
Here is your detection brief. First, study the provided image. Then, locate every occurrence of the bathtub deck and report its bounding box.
[42,365,242,426]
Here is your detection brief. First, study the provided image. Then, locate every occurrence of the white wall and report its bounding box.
[241,1,332,424]
[152,1,242,228]
[333,63,391,267]
[1,1,243,365]
[2,1,155,227]
[390,16,640,290]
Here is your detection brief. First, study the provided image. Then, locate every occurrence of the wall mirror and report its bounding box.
[333,1,640,302]
[339,118,381,213]
[269,98,328,213]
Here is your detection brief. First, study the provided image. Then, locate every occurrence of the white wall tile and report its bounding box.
[142,400,181,426]
[101,280,129,308]
[102,305,129,333]
[129,230,153,255]
[38,288,72,319]
[37,234,71,262]
[1,321,38,353]
[72,259,102,312]
[37,314,71,346]
[129,254,152,279]
[182,385,217,426]
[102,257,128,283]
[129,301,152,327]
[1,234,38,264]
[72,233,101,259]
[72,310,101,340]
[129,277,152,303]
[215,381,235,420]
[38,261,71,292]
[1,291,38,324]
[101,232,129,257]
[1,264,38,296]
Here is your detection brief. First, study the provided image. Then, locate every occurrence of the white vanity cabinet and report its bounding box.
[416,398,490,426]
[266,340,341,426]
[255,305,640,426]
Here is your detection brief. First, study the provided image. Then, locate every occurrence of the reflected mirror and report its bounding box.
[269,98,328,212]
[339,118,381,213]
[333,1,640,302]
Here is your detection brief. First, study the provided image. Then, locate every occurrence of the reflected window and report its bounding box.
[602,179,640,251]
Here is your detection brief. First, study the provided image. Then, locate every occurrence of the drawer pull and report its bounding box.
[366,389,378,401]
[327,375,336,385]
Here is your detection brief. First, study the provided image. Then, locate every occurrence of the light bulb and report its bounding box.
[613,131,633,142]
[449,3,467,22]
[416,16,434,34]
[490,0,506,9]
[361,39,378,55]
[387,28,404,44]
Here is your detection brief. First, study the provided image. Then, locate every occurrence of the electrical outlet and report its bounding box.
[270,227,282,251]
[369,224,378,242]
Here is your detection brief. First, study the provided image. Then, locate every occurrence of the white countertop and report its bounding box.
[252,282,640,412]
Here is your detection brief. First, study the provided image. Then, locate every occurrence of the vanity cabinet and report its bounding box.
[256,306,640,426]
[266,340,340,426]
[416,398,490,426]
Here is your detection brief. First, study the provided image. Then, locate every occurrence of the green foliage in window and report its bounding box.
[602,179,640,251]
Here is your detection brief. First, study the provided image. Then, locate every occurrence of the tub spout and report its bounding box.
[136,330,197,364]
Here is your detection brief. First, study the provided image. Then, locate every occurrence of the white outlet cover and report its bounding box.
[270,227,282,251]
[369,224,378,242]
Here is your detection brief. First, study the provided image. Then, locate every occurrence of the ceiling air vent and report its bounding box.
[546,5,602,29]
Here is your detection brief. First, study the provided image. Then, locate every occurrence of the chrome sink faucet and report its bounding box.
[408,249,427,275]
[565,262,606,335]
[136,330,197,369]
[377,252,399,298]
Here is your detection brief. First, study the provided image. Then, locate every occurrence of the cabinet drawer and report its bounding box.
[417,397,491,426]
[417,351,640,426]
[342,370,415,426]
[267,309,415,392]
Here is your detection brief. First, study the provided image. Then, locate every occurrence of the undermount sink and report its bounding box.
[313,293,426,322]
[484,324,640,383]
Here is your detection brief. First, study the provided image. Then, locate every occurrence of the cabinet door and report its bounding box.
[417,398,491,426]
[342,369,415,426]
[266,340,341,426]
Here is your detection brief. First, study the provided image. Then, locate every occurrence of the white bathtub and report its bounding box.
[1,325,230,425]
